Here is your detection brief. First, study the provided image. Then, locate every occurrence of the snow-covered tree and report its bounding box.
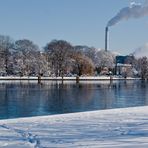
[36,52,51,76]
[0,35,14,75]
[14,39,40,76]
[74,46,115,70]
[96,50,115,68]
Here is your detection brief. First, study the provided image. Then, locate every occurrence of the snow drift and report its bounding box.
[0,106,148,147]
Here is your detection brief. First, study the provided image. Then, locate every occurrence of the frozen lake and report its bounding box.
[0,80,148,119]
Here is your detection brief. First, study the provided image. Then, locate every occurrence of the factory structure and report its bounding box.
[105,27,108,52]
[102,2,148,77]
[104,27,134,77]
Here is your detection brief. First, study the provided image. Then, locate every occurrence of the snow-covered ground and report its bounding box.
[0,106,148,148]
[0,76,140,81]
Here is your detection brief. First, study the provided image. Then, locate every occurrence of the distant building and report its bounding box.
[115,56,133,77]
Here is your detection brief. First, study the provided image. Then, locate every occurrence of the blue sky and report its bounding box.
[0,0,147,54]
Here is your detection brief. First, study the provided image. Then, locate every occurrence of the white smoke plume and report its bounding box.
[144,0,148,5]
[107,1,148,27]
[134,43,148,58]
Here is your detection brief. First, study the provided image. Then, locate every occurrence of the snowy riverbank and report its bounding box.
[0,76,141,81]
[0,106,148,147]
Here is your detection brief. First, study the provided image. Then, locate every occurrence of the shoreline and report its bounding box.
[0,76,141,81]
[0,106,146,122]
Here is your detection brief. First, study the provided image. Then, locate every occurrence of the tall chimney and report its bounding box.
[105,27,108,51]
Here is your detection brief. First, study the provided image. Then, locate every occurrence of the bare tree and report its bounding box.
[74,46,97,64]
[71,52,95,76]
[137,57,148,79]
[45,40,73,76]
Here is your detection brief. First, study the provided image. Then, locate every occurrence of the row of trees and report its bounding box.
[0,35,116,77]
[0,34,148,78]
[0,36,47,76]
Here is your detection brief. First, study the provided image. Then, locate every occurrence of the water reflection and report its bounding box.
[0,80,148,119]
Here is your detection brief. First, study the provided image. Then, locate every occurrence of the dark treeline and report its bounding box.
[0,35,147,78]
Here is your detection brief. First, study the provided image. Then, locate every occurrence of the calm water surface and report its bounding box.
[0,80,148,119]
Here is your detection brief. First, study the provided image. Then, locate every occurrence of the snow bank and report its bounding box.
[0,76,140,81]
[0,106,148,147]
